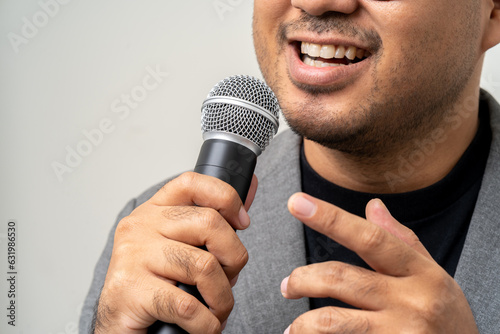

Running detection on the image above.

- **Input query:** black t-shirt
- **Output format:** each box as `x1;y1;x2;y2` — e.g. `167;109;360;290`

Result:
301;102;492;310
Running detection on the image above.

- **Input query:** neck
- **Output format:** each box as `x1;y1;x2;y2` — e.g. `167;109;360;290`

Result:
303;90;481;194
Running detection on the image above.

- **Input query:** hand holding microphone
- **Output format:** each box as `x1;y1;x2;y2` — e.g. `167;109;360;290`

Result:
93;76;279;334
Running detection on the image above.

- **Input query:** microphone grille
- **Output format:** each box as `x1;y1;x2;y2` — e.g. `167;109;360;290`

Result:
201;75;280;152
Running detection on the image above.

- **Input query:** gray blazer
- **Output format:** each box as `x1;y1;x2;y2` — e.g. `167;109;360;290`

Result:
80;91;500;333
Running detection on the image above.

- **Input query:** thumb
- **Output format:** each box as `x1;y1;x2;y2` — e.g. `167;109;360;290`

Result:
365;199;432;259
244;174;258;211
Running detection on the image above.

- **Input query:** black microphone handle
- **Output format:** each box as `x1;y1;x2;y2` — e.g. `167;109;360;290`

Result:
148;138;257;333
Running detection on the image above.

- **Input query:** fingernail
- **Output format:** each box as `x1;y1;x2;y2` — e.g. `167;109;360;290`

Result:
280;276;289;297
221;320;227;331
239;206;250;228
284;325;291;334
230;274;239;288
291;195;316;217
373;198;391;216
373;198;386;209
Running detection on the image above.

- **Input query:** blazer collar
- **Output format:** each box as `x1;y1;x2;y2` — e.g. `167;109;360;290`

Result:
454;90;500;332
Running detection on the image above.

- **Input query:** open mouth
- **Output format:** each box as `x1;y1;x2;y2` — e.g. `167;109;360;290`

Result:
298;41;371;68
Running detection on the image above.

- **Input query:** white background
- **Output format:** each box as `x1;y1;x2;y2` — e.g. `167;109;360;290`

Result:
0;1;499;333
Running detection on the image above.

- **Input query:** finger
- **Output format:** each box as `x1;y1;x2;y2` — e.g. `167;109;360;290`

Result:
147;172;250;230
155;206;249;280
288;193;428;276
281;262;388;310
285;307;377;334
365;199;432;259
112;221;236;322
99;273;223;334
244;174;258;211
147;239;234;322
116;236;234;323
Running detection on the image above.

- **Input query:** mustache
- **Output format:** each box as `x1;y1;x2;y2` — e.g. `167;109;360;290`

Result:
278;12;382;51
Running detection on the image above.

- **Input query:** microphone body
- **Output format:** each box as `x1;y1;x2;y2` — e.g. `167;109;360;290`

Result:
195;137;257;203
148;75;279;333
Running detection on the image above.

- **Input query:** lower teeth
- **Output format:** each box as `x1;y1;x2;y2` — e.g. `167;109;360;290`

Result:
302;55;347;67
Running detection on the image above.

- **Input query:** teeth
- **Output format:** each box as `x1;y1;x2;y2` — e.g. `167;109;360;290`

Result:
334;45;346;59
345;46;356;60
308;43;321;57
356;48;364;59
320;45;335;59
301;42;308;54
302;55;346;68
303;55;314;66
301;42;370;62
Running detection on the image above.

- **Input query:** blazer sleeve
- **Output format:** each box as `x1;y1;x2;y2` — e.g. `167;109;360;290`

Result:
78;197;137;334
78;178;169;333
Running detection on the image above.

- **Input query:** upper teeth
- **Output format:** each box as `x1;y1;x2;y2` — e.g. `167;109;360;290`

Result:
301;42;370;60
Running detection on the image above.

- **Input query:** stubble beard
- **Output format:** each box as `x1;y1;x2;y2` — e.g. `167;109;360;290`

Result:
253;11;481;161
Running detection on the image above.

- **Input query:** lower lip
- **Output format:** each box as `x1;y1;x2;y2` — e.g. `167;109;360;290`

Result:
286;43;369;87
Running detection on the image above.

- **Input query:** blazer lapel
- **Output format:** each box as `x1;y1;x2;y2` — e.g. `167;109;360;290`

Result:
226;130;309;333
454;90;500;333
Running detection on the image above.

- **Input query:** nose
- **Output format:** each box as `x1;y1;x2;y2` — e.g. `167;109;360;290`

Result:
291;0;359;16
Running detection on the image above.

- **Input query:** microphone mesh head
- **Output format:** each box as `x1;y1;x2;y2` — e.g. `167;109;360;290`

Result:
201;75;280;151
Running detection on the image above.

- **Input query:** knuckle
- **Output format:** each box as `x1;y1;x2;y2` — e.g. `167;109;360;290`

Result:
202;208;224;230
406;230;421;247
218;186;238;207
323;263;348;286
317;309;335;331
112;239;137;258
355;272;387;300
288;267;306;290
414;300;442;324
195;252;220;278
177;171;198;188
360;225;385;251
323;209;341;232
234;247;249;269
324;308;370;333
412;273;456;323
218;290;235;315
222;244;249;272
167;172;199;196
173;294;199;320
105;269;135;294
115;217;139;237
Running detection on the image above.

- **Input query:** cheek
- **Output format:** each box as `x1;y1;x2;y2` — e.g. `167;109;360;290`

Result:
370;6;461;86
253;1;292;79
373;2;469;59
254;0;290;23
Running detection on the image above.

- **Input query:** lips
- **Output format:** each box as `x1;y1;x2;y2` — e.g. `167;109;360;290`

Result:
286;39;372;87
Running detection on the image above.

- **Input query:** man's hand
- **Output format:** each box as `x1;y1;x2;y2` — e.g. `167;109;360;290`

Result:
281;193;478;334
94;172;258;334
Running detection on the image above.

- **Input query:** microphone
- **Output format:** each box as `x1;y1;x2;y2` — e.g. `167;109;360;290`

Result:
148;75;280;333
